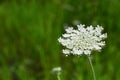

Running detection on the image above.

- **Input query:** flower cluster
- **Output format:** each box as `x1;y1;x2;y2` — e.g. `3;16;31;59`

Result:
58;24;107;55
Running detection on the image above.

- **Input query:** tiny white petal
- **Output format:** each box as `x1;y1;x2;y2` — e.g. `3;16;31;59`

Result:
86;25;94;31
72;48;83;55
65;27;73;33
62;34;71;37
63;49;70;54
77;24;86;32
93;45;102;50
99;33;107;39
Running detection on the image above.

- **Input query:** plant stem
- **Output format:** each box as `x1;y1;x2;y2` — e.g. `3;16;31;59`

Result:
57;73;61;80
87;55;96;80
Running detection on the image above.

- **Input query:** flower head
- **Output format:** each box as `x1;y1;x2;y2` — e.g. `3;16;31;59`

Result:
58;24;107;55
51;67;62;75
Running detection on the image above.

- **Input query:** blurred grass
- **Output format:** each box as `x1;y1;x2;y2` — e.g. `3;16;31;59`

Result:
0;0;120;80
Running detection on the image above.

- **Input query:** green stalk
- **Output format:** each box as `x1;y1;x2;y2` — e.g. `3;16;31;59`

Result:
57;73;61;80
87;55;96;80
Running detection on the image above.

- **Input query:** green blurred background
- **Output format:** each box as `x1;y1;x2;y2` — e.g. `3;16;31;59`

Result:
0;0;120;80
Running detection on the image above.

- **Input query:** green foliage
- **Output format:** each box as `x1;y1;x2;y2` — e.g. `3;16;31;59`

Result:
0;0;120;80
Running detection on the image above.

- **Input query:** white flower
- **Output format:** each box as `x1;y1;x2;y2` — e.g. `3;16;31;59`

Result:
58;24;107;55
51;67;62;75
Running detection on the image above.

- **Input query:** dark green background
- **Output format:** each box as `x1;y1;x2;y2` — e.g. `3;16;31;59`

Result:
0;0;120;80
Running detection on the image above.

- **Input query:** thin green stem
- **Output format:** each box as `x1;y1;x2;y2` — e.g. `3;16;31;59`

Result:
57;73;61;80
87;55;96;80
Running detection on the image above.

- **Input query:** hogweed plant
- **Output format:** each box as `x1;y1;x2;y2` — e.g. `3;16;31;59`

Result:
58;24;107;80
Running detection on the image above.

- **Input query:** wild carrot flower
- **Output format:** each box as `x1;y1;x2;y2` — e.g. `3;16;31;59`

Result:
51;67;61;74
58;24;107;55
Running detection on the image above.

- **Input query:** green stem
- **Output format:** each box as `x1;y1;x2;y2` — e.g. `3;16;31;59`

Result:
87;55;96;80
57;73;61;80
